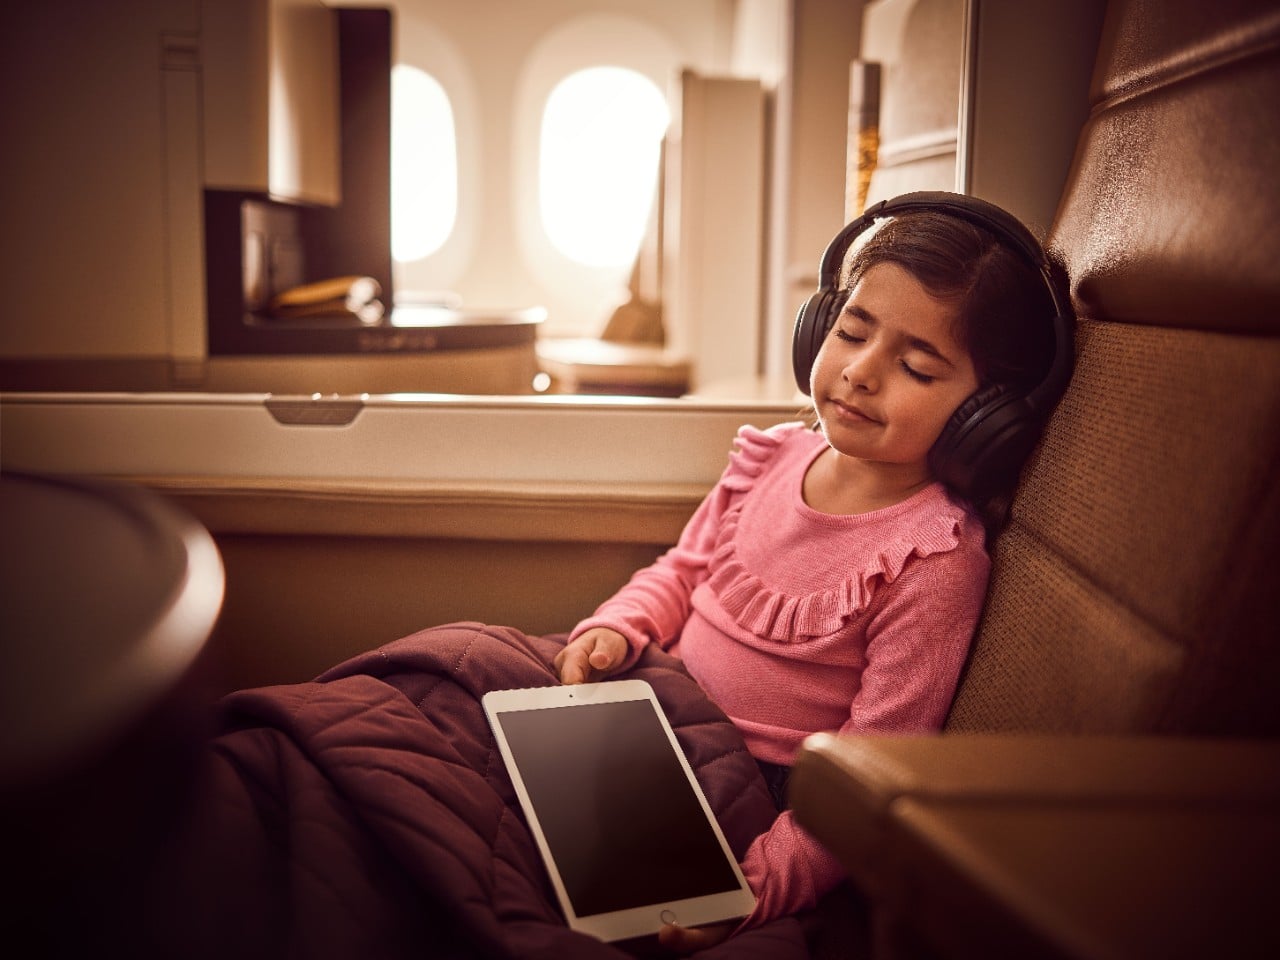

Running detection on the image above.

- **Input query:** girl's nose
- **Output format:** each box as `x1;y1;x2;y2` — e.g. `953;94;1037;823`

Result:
843;347;882;392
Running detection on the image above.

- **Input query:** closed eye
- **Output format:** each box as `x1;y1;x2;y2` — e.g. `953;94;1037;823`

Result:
901;361;935;384
834;328;864;344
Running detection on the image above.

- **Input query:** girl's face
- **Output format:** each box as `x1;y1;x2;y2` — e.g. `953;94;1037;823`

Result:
810;261;979;478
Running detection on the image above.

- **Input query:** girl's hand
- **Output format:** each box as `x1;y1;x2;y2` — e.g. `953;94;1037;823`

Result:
554;628;628;684
658;920;734;954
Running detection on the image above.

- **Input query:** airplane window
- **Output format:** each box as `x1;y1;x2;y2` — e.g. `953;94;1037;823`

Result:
539;66;670;268
391;64;458;262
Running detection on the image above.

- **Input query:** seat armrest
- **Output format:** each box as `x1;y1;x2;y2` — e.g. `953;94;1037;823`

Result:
790;733;1280;959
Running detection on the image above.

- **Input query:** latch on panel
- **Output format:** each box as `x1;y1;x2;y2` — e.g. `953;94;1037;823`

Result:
264;394;365;426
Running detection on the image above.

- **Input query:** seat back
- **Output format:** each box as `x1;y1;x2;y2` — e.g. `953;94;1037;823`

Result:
947;0;1280;735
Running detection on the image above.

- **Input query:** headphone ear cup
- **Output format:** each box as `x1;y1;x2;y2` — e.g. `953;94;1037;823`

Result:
792;286;843;395
930;384;1044;498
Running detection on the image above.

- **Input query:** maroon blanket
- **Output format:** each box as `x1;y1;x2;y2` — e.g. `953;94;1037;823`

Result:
142;623;808;959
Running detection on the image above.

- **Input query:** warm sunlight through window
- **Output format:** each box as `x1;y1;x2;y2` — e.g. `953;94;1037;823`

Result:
539;67;670;268
391;65;458;262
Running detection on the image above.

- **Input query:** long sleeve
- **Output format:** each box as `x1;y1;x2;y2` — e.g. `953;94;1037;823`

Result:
568;425;792;661
846;538;989;733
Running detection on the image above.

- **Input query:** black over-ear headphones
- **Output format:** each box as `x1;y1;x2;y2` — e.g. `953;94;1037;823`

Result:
792;191;1075;499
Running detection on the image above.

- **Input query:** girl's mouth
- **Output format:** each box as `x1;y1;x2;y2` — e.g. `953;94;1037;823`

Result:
830;397;881;425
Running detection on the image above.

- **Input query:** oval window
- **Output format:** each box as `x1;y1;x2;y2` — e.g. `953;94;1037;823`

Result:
539;66;670;268
391;64;458;262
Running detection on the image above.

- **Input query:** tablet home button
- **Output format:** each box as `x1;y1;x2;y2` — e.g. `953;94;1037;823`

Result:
660;910;677;925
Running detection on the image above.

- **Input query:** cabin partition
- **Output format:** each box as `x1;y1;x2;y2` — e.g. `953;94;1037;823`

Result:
0;392;799;696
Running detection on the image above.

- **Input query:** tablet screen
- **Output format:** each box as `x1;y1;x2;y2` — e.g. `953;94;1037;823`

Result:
494;698;743;917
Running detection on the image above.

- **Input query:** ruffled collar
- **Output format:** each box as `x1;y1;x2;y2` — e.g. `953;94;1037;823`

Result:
703;424;974;642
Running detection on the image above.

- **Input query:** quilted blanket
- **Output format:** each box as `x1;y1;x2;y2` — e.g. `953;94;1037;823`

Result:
141;623;808;959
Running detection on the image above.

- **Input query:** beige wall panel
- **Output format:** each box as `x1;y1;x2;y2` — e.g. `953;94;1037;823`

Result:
204;533;668;695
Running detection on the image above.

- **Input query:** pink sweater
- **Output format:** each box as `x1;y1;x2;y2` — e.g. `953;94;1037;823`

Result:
569;422;991;925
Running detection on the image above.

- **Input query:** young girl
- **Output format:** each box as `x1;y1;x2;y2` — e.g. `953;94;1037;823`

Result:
554;196;1064;951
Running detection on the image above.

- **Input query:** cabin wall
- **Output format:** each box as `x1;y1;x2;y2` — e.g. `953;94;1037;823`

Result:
1;0;199;361
162;468;700;696
960;0;1109;235
204;531;668;694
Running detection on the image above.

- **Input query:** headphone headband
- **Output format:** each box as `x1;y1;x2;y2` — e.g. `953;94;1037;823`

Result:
821;192;1049;282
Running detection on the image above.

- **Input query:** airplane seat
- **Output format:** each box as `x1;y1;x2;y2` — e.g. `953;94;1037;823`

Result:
791;0;1280;956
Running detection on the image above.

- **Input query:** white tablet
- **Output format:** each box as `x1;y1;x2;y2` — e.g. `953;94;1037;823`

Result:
482;679;756;942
